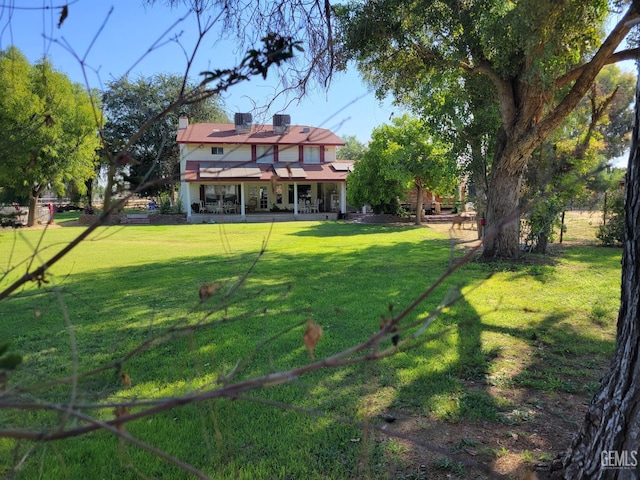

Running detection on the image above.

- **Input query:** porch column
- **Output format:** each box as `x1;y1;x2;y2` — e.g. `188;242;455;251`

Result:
340;183;347;214
240;182;246;216
184;183;192;220
294;183;299;214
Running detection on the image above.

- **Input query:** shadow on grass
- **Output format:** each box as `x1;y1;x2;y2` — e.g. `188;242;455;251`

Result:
0;232;619;479
289;221;420;237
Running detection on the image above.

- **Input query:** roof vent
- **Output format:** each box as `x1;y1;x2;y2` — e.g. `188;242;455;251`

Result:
273;114;291;134
234;113;253;134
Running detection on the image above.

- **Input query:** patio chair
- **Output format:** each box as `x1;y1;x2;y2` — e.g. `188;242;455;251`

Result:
424;201;435;215
224;201;237;214
309;198;319;213
247;197;257;212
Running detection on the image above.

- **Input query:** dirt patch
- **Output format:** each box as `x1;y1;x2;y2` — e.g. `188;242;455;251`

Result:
375;385;586;479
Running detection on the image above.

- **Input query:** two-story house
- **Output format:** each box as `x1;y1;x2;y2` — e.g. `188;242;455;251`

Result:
178;114;351;222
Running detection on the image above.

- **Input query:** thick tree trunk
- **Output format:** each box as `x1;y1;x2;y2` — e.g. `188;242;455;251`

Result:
482;160;524;260
557;65;640;480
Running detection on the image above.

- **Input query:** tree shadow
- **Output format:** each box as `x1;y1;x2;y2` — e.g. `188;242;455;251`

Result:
289;221;421;237
369;287;617;477
0;229;619;478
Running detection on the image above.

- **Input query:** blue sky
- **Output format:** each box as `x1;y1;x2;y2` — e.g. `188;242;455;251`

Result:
0;1;633;167
0;0;395;145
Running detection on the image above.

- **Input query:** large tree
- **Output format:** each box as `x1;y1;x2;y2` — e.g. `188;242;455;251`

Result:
0;47;101;226
335;0;640;259
101;74;228;203
347;114;457;223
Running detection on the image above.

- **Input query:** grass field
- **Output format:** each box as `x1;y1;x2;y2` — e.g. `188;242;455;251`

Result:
0;216;621;479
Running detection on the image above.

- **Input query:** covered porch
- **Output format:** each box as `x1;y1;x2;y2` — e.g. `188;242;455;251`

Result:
188;211;340;223
181;161;350;224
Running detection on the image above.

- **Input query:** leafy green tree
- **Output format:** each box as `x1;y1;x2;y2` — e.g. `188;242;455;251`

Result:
594;65;636;159
335;0;640;259
522;65;635;253
336;135;366;160
347;114;457;224
400;69;500;216
347;144;407;215
101;74;229;204
0;47;101;226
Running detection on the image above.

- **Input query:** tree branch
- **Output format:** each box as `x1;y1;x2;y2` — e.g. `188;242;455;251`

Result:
556;48;640;89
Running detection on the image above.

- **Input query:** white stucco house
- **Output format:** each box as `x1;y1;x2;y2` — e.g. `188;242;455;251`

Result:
177;114;352;223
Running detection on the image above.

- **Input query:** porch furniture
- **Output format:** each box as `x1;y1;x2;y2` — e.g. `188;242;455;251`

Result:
207;201;223;214
298;201;308;214
424;201;435;215
247;197;257;212
224;201;237;214
309;198;319;213
198;201;206;213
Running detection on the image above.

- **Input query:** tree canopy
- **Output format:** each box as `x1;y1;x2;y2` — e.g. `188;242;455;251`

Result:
336;0;640;259
347;114;457;222
101;74;229;200
520;64;635;252
336;134;366;160
0;47;101;225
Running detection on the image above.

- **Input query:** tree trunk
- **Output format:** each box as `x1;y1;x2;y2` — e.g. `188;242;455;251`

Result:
534;232;549;255
557;65;640;480
102;162;117;214
482;159;524;260
85;177;94;208
26;188;43;227
415;183;423;226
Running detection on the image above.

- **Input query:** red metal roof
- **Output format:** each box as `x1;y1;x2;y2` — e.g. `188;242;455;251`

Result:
177;123;345;146
184;161;354;183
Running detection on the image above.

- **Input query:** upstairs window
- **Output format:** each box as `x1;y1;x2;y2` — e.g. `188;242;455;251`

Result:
303;146;320;164
211;147;224;155
256;145;275;163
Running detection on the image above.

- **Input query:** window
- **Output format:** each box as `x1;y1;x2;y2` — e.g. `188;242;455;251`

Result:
211;147;224;155
256;145;275;163
303;146;320;164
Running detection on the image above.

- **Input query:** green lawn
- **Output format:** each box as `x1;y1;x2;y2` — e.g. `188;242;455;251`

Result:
0;221;621;479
